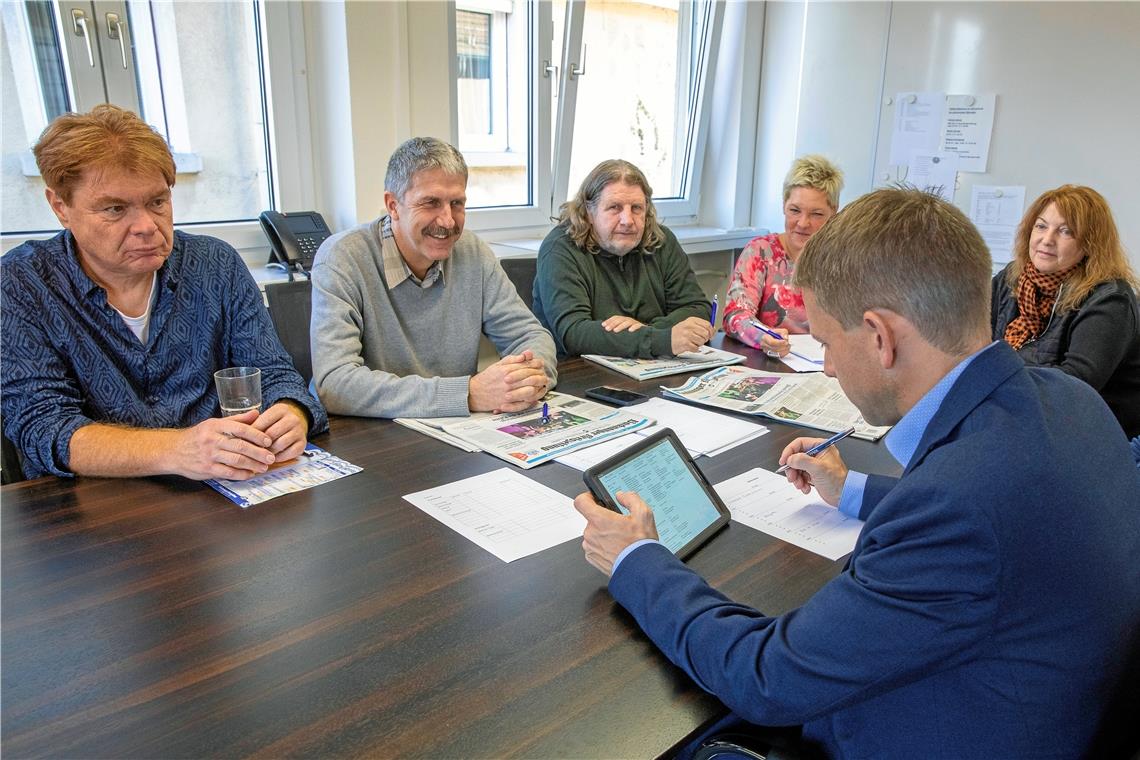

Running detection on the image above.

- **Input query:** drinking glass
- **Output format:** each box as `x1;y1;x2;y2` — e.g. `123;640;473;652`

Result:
213;367;262;416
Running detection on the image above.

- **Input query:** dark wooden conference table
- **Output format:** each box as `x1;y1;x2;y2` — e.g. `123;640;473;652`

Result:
1;337;901;759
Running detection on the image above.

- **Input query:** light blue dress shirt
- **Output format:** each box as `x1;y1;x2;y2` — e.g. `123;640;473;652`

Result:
836;342;996;517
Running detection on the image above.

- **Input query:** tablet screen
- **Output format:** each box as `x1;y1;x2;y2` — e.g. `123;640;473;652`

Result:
586;429;729;558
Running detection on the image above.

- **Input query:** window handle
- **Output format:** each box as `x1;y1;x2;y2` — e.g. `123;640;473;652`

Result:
542;60;558;79
70;8;95;67
570;44;588;79
105;12;128;69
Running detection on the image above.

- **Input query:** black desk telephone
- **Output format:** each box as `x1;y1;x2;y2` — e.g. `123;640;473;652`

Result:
259;210;332;278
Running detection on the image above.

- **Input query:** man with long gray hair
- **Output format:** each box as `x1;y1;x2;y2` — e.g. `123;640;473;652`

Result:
310;137;556;418
532;159;714;358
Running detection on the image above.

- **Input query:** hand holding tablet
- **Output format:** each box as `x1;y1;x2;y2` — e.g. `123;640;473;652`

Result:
581;429;731;562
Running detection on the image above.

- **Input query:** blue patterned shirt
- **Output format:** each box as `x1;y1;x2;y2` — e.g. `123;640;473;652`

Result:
1;229;328;478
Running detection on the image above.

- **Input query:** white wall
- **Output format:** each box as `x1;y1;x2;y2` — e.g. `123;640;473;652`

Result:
753;1;1140;272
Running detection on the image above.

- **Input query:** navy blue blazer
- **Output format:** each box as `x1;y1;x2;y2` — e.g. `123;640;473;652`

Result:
610;343;1140;757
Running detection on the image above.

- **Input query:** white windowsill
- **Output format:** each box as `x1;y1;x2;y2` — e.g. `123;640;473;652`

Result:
489;224;766;258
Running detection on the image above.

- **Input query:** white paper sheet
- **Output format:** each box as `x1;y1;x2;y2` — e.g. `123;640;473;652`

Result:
777;334;825;372
939;94;996;173
970;185;1026;264
714;468;864;561
206;444;362;508
555;398;770;470
907;151;959;202
889;91;946;165
402;468;585;562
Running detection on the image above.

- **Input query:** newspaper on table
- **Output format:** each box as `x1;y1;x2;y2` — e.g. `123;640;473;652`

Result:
583;344;745;380
662;365;890;441
205;444;362;508
396;391;654;468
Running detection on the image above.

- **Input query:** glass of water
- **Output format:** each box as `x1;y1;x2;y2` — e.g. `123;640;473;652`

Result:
213;367;262;416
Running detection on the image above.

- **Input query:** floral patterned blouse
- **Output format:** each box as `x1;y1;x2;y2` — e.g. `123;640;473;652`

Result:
722;233;810;349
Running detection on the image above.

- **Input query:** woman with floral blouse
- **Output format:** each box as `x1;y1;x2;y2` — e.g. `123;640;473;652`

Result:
723;155;843;356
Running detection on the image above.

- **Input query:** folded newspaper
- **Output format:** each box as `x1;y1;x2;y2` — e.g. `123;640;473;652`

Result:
582;345;745;380
662;365;891;441
395;392;655;468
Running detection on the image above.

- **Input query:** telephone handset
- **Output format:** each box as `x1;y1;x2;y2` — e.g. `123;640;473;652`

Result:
259;210;332;277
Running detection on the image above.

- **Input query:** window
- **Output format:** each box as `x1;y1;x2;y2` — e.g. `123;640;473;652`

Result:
456;0;535;210
453;0;722;226
1;0;275;235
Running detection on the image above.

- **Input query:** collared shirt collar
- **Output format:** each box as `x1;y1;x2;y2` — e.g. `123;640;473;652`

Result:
59;229;180;301
379;215;444;290
884;341;1000;467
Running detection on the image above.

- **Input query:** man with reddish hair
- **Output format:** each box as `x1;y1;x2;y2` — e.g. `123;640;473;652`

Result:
1;105;327;480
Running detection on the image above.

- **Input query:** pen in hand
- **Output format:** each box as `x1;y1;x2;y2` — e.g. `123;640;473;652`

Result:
710;294;718;327
776;426;856;474
748;318;787;342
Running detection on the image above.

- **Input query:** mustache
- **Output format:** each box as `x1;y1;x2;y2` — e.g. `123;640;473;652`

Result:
423;224;458;237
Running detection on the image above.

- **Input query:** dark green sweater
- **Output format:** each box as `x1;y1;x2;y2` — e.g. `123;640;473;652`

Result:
532;224;711;358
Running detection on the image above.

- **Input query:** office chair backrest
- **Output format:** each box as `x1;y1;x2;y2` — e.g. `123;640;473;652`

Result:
499;256;538;314
264;280;314;383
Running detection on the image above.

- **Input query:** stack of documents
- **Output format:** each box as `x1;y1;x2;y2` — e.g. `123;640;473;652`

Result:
396;391;654;469
662;365;891;441
583;345;745;380
555;397;769;470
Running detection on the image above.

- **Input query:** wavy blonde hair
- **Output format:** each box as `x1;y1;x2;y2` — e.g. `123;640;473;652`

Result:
556;159;665;254
33;104;175;203
783;154;844;210
1005;185;1138;312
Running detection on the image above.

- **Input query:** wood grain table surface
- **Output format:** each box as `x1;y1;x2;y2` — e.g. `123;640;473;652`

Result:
1;337;901;758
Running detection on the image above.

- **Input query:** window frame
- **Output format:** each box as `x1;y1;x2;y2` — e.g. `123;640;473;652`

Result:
463;0;726;233
460;0;554;233
1;0;312;258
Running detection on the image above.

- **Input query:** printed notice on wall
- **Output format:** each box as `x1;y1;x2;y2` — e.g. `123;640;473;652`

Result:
889;91;946;166
970;185;1025;265
907;151;959;202
939;94;996;173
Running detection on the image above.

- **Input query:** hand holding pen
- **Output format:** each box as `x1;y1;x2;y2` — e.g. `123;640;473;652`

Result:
748;319;791;357
776;427;855;506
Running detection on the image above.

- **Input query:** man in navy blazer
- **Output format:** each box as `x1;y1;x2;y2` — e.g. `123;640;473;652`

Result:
574;188;1140;757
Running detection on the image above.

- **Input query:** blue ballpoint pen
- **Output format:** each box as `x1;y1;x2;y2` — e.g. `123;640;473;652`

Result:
748;318;787;342
776;425;856;474
710;294;718;327
541;402;550;423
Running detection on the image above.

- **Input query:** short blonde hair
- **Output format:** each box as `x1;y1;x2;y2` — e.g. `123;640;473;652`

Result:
783;155;844;211
556;159;665;254
1006;185;1138;312
795;188;991;355
33;104;175;203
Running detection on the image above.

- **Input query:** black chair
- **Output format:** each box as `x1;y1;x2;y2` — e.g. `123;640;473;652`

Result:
2;429;26;485
499;256;538;314
264;280;314;382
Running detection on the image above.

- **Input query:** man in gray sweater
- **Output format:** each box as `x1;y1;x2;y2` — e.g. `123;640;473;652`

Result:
310;137;557;419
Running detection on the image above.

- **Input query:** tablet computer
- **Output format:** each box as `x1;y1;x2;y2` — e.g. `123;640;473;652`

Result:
583;428;730;560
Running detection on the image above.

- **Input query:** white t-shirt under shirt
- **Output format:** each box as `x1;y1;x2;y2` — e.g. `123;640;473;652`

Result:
112;273;158;344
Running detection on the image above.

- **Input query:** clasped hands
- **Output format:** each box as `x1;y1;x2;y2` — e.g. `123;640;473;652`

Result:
601;314;715;355
574;436;849;576
468;349;549;414
175;400;310;481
